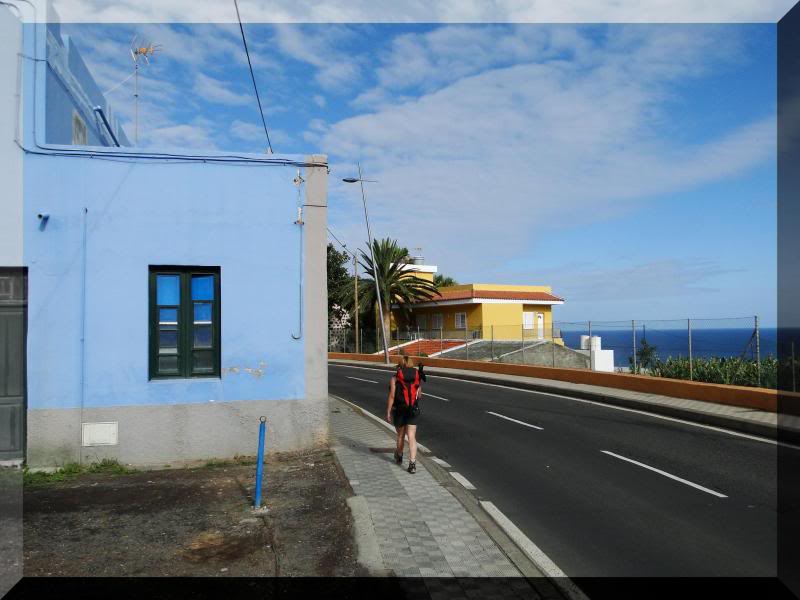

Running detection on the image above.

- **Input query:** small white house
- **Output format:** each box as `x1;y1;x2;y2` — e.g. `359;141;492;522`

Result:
576;336;615;372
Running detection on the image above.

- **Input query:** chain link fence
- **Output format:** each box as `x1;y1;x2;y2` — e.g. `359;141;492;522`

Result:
329;315;787;390
555;316;777;388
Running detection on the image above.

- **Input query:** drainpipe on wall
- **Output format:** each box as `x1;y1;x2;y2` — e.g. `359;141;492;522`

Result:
79;207;88;463
92;106;120;147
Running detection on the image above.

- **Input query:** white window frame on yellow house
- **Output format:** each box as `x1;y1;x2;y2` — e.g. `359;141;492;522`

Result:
454;312;467;329
523;311;535;330
431;313;443;330
416;314;427;330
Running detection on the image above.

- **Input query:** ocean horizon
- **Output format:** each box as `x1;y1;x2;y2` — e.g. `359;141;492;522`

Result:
559;327;780;368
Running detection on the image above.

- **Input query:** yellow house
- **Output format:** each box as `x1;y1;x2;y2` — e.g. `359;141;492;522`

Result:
392;276;565;344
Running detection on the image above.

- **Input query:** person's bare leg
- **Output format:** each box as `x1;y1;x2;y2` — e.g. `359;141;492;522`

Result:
396;425;406;457
406;425;418;463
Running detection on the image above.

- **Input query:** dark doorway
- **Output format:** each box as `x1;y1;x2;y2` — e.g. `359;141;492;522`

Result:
0;268;26;462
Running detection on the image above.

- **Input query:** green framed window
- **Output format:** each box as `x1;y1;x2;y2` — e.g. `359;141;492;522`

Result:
149;266;221;379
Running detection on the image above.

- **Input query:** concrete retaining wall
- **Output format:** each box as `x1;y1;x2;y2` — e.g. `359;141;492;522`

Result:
329;352;779;413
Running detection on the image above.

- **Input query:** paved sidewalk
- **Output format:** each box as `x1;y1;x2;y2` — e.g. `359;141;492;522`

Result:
330;359;800;443
331;397;554;599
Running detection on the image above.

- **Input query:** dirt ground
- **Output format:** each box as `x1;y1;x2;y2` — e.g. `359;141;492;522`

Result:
0;468;23;595
22;448;367;577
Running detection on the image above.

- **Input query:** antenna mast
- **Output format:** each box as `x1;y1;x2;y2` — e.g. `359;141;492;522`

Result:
130;38;160;146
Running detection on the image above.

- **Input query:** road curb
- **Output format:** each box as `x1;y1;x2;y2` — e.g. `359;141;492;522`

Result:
330;394;575;599
345;496;392;576
479;501;591;600
329;360;790;445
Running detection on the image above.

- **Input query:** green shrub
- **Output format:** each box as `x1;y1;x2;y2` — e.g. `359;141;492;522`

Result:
86;458;137;475
23;458;137;486
650;356;778;389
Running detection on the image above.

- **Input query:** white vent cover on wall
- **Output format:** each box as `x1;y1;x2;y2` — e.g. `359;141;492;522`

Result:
81;422;118;446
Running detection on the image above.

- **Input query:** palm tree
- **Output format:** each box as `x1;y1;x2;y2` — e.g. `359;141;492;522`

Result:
356;238;439;344
433;273;457;288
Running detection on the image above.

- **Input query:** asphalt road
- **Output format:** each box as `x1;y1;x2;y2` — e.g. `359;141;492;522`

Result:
329;362;786;578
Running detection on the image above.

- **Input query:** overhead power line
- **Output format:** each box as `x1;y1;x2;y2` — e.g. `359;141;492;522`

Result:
327;227;355;257
233;0;273;154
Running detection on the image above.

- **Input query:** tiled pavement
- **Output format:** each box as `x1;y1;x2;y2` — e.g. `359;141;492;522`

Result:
331;397;548;599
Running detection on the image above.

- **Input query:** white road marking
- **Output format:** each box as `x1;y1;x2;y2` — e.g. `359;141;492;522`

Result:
480;501;589;600
346;376;379;384
450;471;476;490
430;457;452;468
329;394;431;453
423;392;450;402
487;411;543;430
329;363;797;449
601;450;728;498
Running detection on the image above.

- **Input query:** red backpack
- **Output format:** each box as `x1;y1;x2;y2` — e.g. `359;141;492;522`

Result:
395;367;421;415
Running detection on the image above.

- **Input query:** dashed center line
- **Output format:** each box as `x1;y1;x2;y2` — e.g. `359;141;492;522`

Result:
486;411;543;430
423;392;451;402
346;376;379;384
601;450;728;499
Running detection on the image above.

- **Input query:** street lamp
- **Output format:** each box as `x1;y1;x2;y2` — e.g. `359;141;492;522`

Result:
343;163;391;364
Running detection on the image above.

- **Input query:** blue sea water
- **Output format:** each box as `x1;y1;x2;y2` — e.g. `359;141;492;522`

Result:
560;327;780;368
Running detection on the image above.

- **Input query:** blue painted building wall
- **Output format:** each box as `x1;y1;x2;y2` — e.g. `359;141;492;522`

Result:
24;155;307;410
14;16;329;467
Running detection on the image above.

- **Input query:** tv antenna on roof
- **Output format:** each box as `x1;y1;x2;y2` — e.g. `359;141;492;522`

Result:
129;36;161;146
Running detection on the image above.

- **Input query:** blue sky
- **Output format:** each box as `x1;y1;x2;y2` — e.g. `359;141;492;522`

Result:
64;22;777;325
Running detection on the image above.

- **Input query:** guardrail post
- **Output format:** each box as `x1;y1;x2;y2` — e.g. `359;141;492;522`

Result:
632;320;637;374
521;325;525;363
552;323;556;367
254;416;267;509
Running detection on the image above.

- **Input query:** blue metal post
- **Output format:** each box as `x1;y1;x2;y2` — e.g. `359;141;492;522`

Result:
254;416;266;508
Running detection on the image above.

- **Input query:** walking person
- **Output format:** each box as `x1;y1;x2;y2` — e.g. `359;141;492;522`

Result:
386;354;425;474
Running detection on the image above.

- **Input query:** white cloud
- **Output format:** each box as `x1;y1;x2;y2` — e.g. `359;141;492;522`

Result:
313;94;326;108
230;120;292;147
529;259;740;303
322;25;775;277
61;23;268;150
272;25;361;90
48;0;795;23
230;119;263;140
193;72;250;106
145;123;218;149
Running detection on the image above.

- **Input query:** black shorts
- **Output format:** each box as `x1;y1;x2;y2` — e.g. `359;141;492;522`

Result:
393;408;419;427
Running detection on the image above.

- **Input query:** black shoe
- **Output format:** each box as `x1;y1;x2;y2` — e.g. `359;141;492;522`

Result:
407;460;416;474
394;451;402;464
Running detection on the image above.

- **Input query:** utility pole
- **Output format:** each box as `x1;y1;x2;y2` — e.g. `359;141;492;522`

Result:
353;253;359;354
343;164;390;364
632;320;637;374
